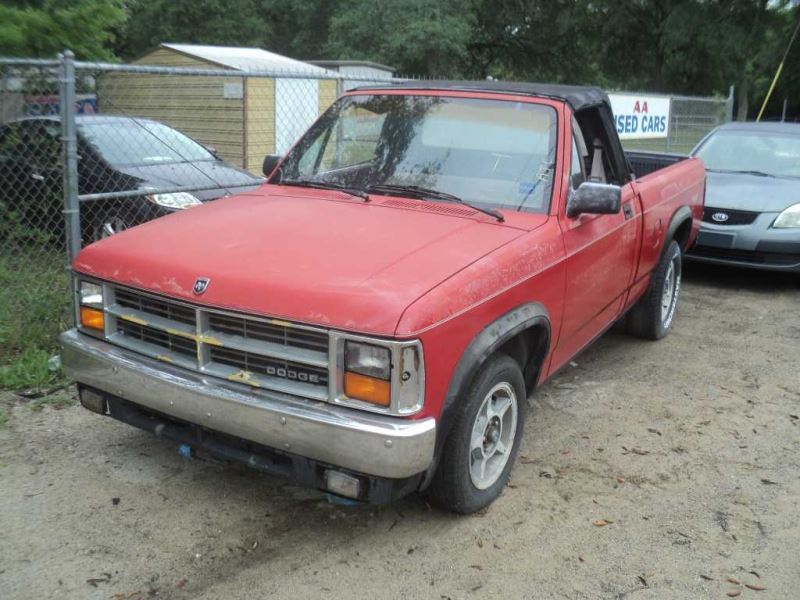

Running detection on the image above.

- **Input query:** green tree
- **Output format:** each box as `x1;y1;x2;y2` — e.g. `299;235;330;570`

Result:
116;0;267;59
467;0;601;83
0;0;126;61
324;0;476;76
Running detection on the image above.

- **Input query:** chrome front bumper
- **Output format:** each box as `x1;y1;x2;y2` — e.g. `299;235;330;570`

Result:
59;329;436;479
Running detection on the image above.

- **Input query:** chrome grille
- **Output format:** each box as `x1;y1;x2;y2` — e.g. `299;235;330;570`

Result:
117;320;196;359
207;313;329;353
106;285;330;401
115;287;196;325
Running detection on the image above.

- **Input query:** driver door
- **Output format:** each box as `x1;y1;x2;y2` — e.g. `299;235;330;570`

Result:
551;124;640;369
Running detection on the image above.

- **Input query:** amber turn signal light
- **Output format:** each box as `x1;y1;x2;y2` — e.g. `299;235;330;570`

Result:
344;371;391;407
80;306;104;331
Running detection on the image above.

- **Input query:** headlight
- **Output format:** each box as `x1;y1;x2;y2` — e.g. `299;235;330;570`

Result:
344;341;391;407
79;281;103;308
772;203;800;228
345;341;391;379
337;337;424;415
78;280;104;333
147;192;202;210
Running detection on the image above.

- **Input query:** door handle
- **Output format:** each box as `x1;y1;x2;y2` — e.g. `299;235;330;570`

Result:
622;202;634;220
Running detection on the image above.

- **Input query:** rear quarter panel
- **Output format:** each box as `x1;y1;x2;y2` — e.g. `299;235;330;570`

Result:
632;156;705;282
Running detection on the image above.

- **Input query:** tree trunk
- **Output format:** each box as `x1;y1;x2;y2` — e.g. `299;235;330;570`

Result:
737;76;749;121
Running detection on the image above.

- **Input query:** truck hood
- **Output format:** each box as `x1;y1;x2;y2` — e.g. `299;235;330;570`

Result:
74;187;529;335
705;170;800;213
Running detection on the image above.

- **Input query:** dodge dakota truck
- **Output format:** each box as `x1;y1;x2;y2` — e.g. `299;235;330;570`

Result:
60;81;704;513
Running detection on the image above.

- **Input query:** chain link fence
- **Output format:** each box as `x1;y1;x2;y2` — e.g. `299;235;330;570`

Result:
0;58;72;380
0;51;732;384
620;93;733;154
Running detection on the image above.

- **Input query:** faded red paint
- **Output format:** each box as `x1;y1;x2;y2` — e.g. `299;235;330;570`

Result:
73;89;705;424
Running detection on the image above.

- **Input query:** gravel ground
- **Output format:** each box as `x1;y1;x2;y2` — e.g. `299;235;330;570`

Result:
1;263;798;600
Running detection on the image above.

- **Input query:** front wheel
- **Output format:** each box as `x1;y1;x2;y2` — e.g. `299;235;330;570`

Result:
429;353;526;514
626;240;682;340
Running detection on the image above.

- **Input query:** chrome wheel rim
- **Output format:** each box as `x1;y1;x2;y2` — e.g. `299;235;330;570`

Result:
660;258;680;326
469;382;518;490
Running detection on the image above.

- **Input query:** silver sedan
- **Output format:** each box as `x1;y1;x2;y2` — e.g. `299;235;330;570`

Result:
686;121;800;273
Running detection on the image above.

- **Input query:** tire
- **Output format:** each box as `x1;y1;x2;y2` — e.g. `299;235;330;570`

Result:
429;353;526;514
626;239;682;340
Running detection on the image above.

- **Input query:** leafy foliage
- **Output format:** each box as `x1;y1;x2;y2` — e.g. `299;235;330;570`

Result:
1;2;799;121
0;0;126;61
116;0;268;59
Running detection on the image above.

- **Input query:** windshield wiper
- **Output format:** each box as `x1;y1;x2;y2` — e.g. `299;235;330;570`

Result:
366;183;504;222
281;178;369;201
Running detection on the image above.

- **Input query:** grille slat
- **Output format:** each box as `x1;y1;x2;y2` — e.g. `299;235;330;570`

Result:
208;313;329;352
115;288;196;325
108;286;330;399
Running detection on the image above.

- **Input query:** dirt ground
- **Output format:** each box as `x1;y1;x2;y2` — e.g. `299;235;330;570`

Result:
1;263;798;600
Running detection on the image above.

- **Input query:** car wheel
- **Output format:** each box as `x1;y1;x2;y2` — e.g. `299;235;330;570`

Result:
626;239;682;340
429;353;526;514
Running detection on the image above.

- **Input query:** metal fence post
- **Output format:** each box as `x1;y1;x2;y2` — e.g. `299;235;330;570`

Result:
60;51;80;262
666;97;673;152
726;85;735;122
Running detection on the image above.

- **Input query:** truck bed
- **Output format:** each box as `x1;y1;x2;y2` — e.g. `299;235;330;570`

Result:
626;150;688;179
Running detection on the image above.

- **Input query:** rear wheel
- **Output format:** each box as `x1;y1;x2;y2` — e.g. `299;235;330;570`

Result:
429;353;526;514
627;240;682;340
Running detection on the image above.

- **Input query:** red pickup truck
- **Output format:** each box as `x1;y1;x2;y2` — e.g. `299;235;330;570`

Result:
61;82;704;513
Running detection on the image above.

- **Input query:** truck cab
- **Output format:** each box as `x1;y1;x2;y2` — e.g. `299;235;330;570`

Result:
61;82;704;513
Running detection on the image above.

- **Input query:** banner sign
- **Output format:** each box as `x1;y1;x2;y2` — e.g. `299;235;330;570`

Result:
608;93;670;139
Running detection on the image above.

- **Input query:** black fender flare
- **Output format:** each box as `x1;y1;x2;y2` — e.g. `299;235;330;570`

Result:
419;302;550;489
664;205;693;253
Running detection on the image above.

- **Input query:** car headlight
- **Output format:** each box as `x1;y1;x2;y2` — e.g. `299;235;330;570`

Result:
344;341;391;406
147;192;202;210
337;337;424;415
772;203;800;228
78;280;104;334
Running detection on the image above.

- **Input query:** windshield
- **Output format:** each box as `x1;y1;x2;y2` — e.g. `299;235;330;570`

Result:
278;94;558;213
694;129;800;178
79;119;214;167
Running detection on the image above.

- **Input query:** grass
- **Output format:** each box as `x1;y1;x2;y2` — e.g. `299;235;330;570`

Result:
28;392;75;412
0;407;8;427
0;251;71;393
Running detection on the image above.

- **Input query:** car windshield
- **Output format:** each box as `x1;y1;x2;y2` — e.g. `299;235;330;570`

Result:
694;129;800;178
278;94;558;213
79;119;214;166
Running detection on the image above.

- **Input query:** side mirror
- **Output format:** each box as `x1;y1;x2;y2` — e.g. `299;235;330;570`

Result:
567;181;622;218
262;154;282;178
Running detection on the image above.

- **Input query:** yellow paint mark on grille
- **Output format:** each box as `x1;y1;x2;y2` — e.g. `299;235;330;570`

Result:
228;370;260;387
167;328;197;340
120;313;148;326
269;319;293;328
199;335;223;346
156;355;174;364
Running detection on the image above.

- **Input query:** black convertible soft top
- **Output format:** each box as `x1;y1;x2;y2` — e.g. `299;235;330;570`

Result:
352;80;610;112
